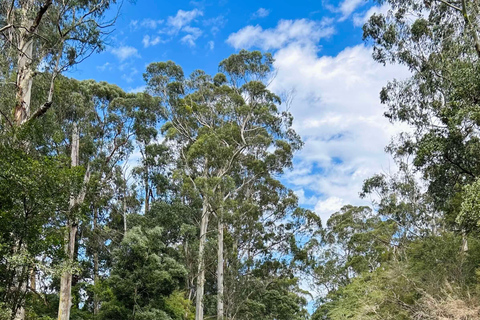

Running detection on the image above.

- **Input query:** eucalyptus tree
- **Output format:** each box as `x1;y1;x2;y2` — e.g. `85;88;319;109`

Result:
363;0;480;230
0;140;73;319
0;0;118;126
144;50;304;320
35;77;158;320
221;177;319;320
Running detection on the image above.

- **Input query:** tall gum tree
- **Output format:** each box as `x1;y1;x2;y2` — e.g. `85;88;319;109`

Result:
0;0;118;127
363;0;480;230
49;79;150;320
144;50;304;320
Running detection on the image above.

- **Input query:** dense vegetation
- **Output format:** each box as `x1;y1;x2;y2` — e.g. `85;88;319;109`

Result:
1;0;480;319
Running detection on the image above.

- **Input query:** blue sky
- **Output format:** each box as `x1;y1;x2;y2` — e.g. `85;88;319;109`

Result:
69;0;409;224
70;0;374;90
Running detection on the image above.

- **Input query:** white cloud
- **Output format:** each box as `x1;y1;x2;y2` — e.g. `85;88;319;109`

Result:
315;197;345;224
266;43;410;222
96;62;111;72
226;19;335;50
203;15;227;35
353;3;390;26
130;20;138;29
122;67;138;83
252;8;270;19
338;0;366;21
128;85;146;93
142;35;162;48
181;34;198;47
141;18;164;29
183;26;202;37
180;26;203;46
111;46;140;61
167;9;203;32
207;40;215;50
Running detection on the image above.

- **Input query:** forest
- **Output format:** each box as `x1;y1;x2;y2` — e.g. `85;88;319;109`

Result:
1;0;480;319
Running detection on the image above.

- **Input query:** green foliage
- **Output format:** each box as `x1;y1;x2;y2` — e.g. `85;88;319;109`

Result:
99;225;187;320
363;0;480;225
310;2;480;317
314;234;480;320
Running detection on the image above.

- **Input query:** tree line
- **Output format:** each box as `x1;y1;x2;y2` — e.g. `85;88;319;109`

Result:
2;0;480;320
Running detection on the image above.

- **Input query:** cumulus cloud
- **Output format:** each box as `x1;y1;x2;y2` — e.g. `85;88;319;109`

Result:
111;46;140;61
130;18;164;30
338;0;366;21
180;26;203;46
353;3;390;26
141;18;164;29
315;197;345;223
268;43;410;222
207;40;215;50
252;8;270;19
142;35;162;48
167;9;203;32
96;62;111;72
226;18;335;50
128;85;146;93
159;9;205;46
227;19;410;222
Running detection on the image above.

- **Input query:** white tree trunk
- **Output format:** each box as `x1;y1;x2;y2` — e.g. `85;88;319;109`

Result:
217;217;224;320
14;5;35;126
195;199;209;320
93;208;99;316
57;221;77;320
13;262;26;320
58;123;90;320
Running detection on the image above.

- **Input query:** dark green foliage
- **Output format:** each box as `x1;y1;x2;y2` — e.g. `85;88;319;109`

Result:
99;225;187;320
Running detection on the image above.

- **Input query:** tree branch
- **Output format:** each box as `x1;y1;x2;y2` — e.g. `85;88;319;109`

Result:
0;108;13;128
31;0;53;32
434;0;462;12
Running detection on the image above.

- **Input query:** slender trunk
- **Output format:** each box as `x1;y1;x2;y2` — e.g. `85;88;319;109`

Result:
144;165;149;213
58;123;89;320
217;217;224;320
29;266;36;291
93;208;99;317
462;232;468;252
123;181;128;237
12;263;27;320
14;7;34;126
195;199;209;320
58;222;77;320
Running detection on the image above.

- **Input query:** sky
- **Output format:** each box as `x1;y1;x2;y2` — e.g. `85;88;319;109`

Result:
69;0;410;225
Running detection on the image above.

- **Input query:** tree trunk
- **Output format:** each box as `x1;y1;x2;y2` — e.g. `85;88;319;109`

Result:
14;38;34;125
12;263;27;320
123;180;128;237
93;208;99;317
13;4;35;126
217;217;224;320
29;266;36;291
57;221;77;320
58;123;90;320
195;199;209;320
144;165;149;213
